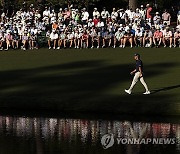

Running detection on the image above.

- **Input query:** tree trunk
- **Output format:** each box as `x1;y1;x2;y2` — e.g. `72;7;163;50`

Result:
129;0;137;11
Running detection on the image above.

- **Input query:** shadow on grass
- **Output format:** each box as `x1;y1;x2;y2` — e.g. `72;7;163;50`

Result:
0;60;179;115
151;85;180;94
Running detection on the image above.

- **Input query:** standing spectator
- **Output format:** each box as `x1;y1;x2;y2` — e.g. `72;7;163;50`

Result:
146;4;152;22
119;9;127;25
153;27;163;47
50;9;57;24
93;16;100;27
58;8;63;23
133;8;142;24
93;8;100;19
162;10;171;26
81;8;89;25
128;9;135;23
101;7;110;23
63;8;71;26
153;12;161;28
177;11;180;25
139;5;146;20
163;27;173;48
111;8;118;22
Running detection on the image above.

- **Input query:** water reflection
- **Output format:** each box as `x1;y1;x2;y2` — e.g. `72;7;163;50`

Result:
0;115;179;154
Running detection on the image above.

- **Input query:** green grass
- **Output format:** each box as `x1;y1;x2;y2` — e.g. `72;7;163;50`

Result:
0;47;179;116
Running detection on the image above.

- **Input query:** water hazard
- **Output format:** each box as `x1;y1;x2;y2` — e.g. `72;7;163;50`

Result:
0;115;179;154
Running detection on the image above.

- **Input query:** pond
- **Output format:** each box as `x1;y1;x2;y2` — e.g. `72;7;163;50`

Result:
0;115;179;154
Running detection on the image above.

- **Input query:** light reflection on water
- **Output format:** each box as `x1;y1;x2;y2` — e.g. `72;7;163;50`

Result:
0;116;179;154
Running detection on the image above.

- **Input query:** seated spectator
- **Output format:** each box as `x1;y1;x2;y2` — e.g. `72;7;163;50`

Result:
134;27;143;47
12;31;19;49
29;33;37;50
81;30;89;48
173;28;180;48
114;28;124;48
57;30;67;49
143;29;153;47
0;32;5;50
163;27;173;48
123;29;133;48
67;31;74;48
5;31;13;50
74;29;80;49
21;31;29;51
153;27;163;48
90;27;100;48
49;29;58;49
102;28;111;48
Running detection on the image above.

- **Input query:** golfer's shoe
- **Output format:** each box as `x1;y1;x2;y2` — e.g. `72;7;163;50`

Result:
143;91;150;95
125;89;131;95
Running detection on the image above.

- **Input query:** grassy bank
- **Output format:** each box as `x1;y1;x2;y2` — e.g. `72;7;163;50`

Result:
0;47;179;116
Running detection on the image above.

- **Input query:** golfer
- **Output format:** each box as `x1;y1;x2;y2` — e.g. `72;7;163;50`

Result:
125;53;150;95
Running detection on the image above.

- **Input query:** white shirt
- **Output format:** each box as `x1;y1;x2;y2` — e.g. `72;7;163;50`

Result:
135;30;142;37
111;11;118;20
50;32;58;40
93;11;100;18
163;30;172;37
43;10;50;17
101;10;110;18
82;11;89;21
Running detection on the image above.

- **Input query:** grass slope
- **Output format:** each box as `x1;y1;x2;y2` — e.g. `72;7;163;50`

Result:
0;47;179;116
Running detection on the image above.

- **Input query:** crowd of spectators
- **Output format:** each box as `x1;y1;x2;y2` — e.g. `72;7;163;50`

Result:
0;4;180;51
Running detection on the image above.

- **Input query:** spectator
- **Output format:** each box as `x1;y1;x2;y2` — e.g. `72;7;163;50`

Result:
162;9;171;26
93;8;100;19
134;27;143;47
49;29;58;49
143;29;153;47
146;4;152;22
123;29;133;48
153;12;161;28
114;27;124;48
153;27;163;48
163;27;173;48
173;28;180;47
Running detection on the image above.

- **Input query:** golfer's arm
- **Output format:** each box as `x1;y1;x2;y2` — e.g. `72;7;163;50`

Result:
131;69;136;74
139;67;142;76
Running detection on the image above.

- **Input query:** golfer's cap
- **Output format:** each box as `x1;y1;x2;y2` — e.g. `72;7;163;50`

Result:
134;53;140;57
141;5;143;7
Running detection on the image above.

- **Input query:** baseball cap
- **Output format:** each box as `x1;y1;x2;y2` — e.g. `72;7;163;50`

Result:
134;53;140;57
